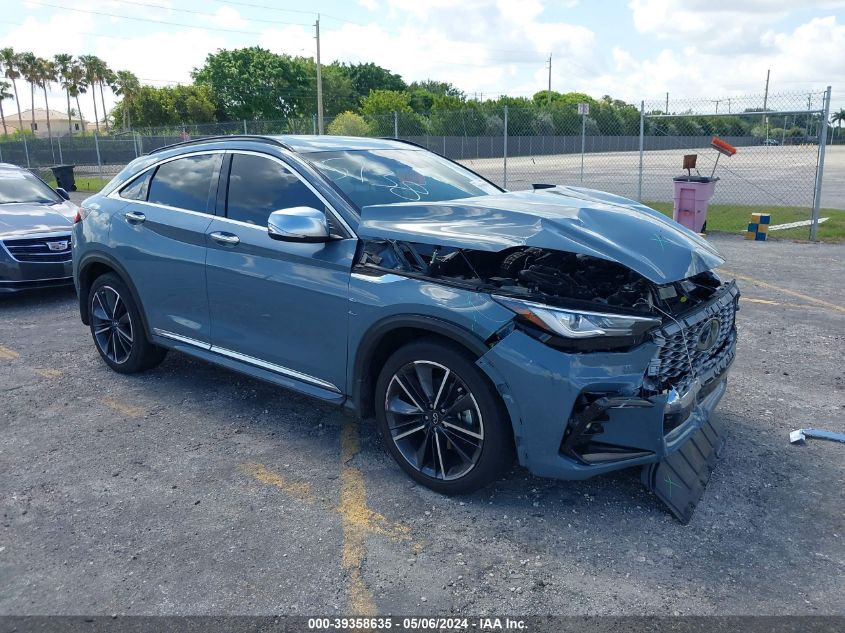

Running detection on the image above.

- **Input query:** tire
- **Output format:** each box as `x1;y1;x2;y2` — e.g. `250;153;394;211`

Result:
374;339;515;494
88;273;166;374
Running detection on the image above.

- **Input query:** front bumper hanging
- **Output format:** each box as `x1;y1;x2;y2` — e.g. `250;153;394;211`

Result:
641;415;726;524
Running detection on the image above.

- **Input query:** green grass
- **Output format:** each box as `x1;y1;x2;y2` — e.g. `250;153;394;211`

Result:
646;201;845;243
41;175;112;193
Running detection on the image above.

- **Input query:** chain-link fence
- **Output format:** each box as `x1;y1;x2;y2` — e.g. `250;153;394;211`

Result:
0;88;834;237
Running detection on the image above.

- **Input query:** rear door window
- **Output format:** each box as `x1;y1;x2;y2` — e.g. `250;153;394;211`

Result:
147;154;222;213
225;153;326;226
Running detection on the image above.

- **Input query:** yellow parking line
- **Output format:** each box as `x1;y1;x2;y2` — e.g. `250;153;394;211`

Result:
241;462;314;502
244;423;412;616
0;345;20;360
35;368;63;379
741;298;780;306
102;397;145;419
339;419;379;616
725;271;845;314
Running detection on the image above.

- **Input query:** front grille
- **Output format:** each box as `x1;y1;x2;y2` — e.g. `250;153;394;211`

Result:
2;235;72;262
647;281;739;396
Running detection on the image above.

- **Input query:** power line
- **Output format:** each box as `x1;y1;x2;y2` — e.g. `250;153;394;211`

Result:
3;4;546;70
24;0;307;35
105;0;314;27
210;0;363;26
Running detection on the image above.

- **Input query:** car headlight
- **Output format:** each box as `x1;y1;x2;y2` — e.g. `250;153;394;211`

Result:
493;295;661;349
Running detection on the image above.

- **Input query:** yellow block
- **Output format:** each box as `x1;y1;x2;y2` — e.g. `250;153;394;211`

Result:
751;213;763;223
758;224;768;233
745;231;756;240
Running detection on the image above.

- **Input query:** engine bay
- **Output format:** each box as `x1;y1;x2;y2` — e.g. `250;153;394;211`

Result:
358;241;724;318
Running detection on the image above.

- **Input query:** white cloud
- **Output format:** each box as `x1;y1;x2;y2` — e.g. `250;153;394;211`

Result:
571;13;845;110
628;0;845;53
210;6;247;29
258;0;598;104
2;0;842;124
0;13;227;122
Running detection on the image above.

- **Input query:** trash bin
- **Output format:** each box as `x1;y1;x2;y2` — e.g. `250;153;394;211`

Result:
672;175;718;233
50;164;77;192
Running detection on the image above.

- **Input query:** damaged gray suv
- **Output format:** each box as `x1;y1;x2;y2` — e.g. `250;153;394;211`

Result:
73;136;738;521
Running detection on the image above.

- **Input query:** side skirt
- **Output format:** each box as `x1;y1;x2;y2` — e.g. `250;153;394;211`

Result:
151;331;347;406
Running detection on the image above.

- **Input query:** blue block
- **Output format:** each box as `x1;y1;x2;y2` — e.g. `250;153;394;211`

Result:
747;223;758;232
755;232;767;241
759;215;771;225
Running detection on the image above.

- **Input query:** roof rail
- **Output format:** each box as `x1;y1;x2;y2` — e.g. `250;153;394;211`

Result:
379;137;431;151
148;134;292;154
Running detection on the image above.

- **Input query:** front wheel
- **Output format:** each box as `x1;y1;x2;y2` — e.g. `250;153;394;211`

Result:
88;273;166;374
374;339;515;494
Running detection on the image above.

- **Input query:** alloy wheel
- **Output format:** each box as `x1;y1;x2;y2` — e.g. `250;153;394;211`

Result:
91;285;134;364
384;360;484;481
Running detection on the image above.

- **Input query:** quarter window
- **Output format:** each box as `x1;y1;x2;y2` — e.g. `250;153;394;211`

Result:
119;171;152;201
147;154;222;213
226;154;326;226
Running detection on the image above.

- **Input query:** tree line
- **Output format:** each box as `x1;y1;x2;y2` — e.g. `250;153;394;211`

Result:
1;45;842;141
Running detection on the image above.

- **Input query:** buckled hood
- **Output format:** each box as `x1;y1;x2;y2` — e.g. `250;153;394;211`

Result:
358;185;724;284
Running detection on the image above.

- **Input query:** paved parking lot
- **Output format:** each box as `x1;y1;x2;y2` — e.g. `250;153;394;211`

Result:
461;145;845;210
1;235;843;616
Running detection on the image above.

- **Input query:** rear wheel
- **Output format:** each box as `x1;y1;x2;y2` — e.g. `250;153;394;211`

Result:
374;339;514;494
88;273;166;374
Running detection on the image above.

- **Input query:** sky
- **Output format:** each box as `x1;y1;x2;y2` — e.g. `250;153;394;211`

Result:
1;0;843;123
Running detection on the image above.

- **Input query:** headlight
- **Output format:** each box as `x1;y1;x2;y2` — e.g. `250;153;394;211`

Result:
493;295;661;348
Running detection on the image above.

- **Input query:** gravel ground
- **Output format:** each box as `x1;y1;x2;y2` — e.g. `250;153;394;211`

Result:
1;234;843;616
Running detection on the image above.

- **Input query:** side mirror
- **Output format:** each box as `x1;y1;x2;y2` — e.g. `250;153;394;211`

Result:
267;207;333;243
56;187;70;200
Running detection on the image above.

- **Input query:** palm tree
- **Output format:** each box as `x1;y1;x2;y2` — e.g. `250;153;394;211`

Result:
0;48;25;136
70;63;87;132
17;51;37;132
35;57;57;145
54;53;75;136
112;70;140;130
97;60;113;132
832;109;845;143
79;55;101;132
0;80;11;136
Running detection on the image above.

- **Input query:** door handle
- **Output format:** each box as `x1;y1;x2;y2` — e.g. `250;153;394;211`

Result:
209;231;240;246
124;211;146;224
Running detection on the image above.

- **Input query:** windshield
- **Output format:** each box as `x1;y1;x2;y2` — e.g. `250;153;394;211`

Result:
306;148;501;211
0;169;62;205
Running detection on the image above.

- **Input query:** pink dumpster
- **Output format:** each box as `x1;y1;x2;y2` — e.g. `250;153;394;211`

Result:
672;176;718;233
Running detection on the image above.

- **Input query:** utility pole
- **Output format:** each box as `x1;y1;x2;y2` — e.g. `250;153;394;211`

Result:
763;69;770;111
315;14;324;135
665;92;668;114
547;54;552;106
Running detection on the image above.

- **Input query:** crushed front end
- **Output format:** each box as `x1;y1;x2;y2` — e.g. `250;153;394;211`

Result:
355;188;740;520
471;256;739;522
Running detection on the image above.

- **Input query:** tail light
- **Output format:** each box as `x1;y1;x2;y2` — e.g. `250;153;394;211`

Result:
74;206;91;224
